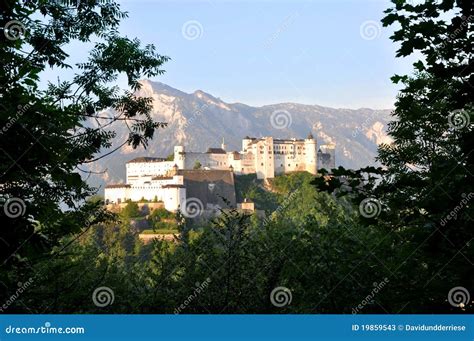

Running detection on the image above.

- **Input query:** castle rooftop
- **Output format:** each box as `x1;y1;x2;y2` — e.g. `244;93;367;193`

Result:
206;148;226;154
127;157;167;163
105;184;131;189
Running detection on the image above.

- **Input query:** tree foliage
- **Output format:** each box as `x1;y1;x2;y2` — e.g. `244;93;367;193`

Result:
0;0;168;295
1;0;472;314
313;0;473;312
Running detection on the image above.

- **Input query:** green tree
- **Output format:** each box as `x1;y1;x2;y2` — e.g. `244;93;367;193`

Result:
121;202;141;219
314;0;473;312
0;0;168;285
193;160;202;169
149;207;174;222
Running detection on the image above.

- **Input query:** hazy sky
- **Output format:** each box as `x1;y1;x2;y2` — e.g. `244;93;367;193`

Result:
45;0;418;109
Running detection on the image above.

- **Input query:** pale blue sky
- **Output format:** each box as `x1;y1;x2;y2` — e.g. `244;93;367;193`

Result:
45;0;417;109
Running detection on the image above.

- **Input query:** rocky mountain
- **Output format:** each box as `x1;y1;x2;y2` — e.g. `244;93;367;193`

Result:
87;80;393;189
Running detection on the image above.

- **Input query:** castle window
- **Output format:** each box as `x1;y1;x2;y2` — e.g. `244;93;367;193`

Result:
261;163;264;166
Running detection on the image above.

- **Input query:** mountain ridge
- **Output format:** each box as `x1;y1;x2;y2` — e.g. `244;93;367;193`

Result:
88;80;393;190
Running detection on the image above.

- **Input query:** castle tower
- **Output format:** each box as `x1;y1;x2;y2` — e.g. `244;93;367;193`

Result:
242;136;253;152
174;146;185;169
221;137;227;151
254;137;275;179
304;132;317;175
172;163;179;175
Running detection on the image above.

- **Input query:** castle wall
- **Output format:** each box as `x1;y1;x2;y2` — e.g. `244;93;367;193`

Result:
105;176;186;212
304;139;317;175
174;146;185;169
106;135;334;214
252;137;275;179
273;140;306;174
238;152;256;174
126;135;325;181
162;187;186;212
126;161;175;184
183;152;228;170
104;186;129;204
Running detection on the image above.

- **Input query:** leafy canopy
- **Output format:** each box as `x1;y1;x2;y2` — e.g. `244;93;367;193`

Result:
0;0;169;267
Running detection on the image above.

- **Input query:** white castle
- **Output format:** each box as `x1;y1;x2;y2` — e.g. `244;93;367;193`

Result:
105;135;335;212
